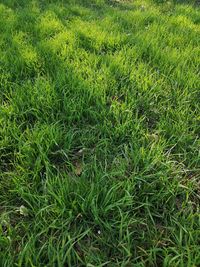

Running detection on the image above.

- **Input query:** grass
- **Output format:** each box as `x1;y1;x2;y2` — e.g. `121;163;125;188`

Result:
0;0;200;266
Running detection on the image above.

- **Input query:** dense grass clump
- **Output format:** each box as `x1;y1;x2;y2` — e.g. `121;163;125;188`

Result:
0;0;200;266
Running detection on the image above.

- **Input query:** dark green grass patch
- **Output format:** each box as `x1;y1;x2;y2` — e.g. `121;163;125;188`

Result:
0;0;200;266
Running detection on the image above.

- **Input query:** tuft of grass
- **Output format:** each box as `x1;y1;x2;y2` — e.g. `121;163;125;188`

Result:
0;0;200;266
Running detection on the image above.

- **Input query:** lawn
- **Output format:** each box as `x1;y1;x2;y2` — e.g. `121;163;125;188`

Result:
0;0;200;266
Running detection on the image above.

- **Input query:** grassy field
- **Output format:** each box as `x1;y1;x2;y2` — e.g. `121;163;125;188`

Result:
0;0;200;266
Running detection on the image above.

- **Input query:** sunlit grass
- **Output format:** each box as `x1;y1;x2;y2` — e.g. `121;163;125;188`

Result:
0;0;200;266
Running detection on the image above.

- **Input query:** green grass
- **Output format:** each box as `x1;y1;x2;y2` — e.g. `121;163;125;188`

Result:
0;0;200;266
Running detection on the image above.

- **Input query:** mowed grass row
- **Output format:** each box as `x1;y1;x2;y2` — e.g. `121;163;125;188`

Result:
0;0;200;266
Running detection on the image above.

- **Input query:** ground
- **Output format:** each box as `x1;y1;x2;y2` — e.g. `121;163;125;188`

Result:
0;0;200;266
